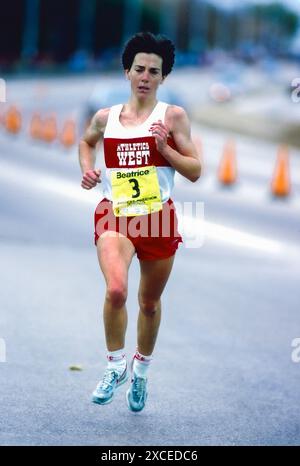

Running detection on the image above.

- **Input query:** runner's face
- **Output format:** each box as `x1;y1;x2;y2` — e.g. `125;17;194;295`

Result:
126;53;164;99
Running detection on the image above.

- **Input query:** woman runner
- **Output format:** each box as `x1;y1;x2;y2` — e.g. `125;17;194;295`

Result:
79;32;201;412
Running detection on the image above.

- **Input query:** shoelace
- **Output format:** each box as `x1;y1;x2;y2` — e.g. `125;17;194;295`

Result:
132;376;146;401
98;369;118;391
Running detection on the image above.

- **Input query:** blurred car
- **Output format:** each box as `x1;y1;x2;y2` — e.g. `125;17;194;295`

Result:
209;61;246;102
81;81;185;132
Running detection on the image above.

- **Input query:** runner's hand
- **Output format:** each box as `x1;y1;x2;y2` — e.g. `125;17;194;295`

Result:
81;169;101;190
149;120;169;154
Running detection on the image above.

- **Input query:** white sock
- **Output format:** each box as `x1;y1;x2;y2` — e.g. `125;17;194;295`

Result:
107;348;127;375
133;350;152;378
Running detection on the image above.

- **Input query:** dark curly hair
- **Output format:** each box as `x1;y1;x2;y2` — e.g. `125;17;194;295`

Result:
121;32;175;77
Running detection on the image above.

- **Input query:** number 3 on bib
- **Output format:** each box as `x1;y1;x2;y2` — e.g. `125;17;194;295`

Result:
129;178;140;198
111;166;162;216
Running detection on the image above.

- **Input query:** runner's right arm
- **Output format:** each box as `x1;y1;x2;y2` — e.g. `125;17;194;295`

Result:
78;108;109;190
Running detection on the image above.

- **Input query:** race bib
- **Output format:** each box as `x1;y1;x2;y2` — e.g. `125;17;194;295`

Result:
111;166;162;216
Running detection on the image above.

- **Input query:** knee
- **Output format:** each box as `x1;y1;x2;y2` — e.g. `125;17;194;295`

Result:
106;285;127;308
139;297;159;317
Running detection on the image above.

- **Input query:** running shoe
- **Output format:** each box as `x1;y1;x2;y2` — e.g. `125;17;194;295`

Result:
126;371;148;412
92;365;128;405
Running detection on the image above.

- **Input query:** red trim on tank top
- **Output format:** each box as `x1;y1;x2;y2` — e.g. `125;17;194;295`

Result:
103;136;177;168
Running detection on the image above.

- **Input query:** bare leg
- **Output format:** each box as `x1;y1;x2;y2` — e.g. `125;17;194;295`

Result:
137;255;175;356
97;232;136;351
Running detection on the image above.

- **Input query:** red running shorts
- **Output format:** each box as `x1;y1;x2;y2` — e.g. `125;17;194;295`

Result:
94;198;183;261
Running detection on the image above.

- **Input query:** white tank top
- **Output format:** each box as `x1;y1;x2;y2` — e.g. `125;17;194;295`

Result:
102;101;176;203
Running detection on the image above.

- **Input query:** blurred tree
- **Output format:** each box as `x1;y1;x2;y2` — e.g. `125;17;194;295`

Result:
188;0;202;54
95;0;124;56
177;0;189;51
122;0;142;45
0;0;25;64
250;2;298;54
214;8;231;50
206;3;217;49
78;0;96;52
228;9;240;51
198;0;209;53
39;0;79;62
1;0;299;69
21;0;40;62
141;0;160;35
159;0;179;46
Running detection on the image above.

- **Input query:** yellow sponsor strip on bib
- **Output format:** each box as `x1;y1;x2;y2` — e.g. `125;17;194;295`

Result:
111;166;162;217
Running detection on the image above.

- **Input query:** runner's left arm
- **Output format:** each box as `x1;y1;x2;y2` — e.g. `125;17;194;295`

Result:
150;106;201;182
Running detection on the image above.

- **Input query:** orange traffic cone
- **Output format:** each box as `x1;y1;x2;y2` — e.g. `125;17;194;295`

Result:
5;106;22;134
271;145;291;197
30;113;43;139
60;119;76;147
41;115;57;143
218;139;237;185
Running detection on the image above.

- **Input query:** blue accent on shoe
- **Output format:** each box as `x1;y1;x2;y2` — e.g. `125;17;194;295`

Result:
126;372;148;412
92;366;128;405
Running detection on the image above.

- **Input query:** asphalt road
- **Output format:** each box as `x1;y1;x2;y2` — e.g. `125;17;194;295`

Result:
0;76;300;446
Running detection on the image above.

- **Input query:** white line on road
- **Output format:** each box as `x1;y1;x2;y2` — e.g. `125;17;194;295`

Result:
203;220;282;254
0;160;297;257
